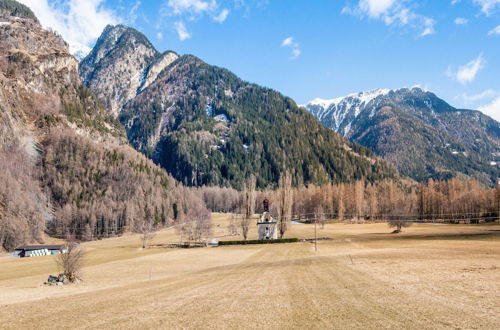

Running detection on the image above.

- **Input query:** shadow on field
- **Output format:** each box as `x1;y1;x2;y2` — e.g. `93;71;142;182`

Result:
345;230;500;242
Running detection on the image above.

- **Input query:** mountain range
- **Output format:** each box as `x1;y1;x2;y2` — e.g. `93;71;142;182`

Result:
1;0;499;250
303;88;500;185
79;24;396;189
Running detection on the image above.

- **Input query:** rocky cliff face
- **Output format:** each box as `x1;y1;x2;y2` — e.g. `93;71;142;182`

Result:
79;25;179;117
0;11;122;145
304;88;500;185
0;4;178;250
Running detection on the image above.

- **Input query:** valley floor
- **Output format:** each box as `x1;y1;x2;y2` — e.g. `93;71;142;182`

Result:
0;215;499;329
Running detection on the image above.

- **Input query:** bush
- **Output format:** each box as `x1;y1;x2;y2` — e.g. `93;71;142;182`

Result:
218;238;299;246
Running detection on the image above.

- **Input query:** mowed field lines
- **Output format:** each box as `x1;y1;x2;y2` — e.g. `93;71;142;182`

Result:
0;215;499;329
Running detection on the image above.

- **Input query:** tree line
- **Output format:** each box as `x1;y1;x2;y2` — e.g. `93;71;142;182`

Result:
195;177;499;237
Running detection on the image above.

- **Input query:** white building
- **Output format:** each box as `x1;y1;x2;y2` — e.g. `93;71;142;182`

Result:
257;212;278;240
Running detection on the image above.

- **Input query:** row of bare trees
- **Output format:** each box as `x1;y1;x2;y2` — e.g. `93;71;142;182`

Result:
195;176;499;237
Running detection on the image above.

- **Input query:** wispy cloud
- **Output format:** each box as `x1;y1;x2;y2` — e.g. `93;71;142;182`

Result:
473;0;500;15
420;17;435;36
161;0;230;39
281;37;294;46
454;0;500;15
448;54;485;84
17;0;122;57
460;89;499;103
166;0;217;16
342;0;436;37
456;89;500;120
281;36;301;59
478;97;500;121
174;21;191;40
213;9;229;23
129;1;141;24
488;24;500;35
156;31;164;40
454;17;468;24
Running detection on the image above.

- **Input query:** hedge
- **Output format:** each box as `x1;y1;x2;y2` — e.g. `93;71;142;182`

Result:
218;238;299;246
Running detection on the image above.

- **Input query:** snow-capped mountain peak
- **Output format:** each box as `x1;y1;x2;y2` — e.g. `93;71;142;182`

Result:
304;88;392;136
308;88;390;111
304;87;500;186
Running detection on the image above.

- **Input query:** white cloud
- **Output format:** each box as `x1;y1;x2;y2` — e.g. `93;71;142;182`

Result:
291;48;301;59
473;0;500;15
456;89;500;121
457;55;485;84
488;24;500;35
342;0;436;37
213;8;229;22
420;17;435;36
281;37;294;46
156;31;164;40
358;0;396;18
17;0;120;58
454;17;468;24
129;1;141;24
281;37;301;59
174;21;191;40
461;89;499;103
478;97;500;121
448;54;485;84
162;0;230;38
166;0;217;15
451;0;461;4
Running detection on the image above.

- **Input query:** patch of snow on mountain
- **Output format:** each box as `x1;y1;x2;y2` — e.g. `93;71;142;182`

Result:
69;42;92;61
214;114;229;122
206;103;214;117
344;122;352;136
355;89;390;110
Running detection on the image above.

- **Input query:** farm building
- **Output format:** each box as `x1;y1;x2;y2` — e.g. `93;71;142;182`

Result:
13;245;65;258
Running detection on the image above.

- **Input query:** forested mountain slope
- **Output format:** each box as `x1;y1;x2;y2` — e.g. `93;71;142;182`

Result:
0;2;189;250
304;88;500;185
81;26;397;189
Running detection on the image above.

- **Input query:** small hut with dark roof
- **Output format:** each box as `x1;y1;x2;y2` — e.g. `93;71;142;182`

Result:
13;245;65;258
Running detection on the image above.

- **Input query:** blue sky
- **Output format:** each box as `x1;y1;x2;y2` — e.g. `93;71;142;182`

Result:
18;0;500;120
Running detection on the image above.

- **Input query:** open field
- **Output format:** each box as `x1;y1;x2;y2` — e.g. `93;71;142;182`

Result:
0;214;499;329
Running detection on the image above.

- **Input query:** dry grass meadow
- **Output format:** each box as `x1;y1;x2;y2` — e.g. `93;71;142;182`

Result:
0;214;499;329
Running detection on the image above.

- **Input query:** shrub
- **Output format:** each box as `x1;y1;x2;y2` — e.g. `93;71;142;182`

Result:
218;238;299;246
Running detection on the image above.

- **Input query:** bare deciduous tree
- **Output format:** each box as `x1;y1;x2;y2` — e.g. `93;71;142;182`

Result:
241;175;256;240
227;214;239;236
57;242;84;283
178;205;212;244
139;219;156;249
277;170;293;238
315;205;325;229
